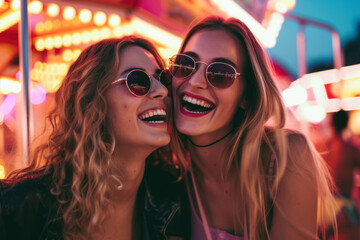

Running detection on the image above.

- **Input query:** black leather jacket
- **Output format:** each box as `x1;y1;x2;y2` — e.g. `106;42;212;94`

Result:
0;165;190;240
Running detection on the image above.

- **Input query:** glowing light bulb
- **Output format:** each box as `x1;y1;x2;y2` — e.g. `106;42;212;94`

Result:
47;3;60;18
35;39;45;51
45;37;54;50
79;9;92;24
63;6;76;20
62;49;73;62
108;14;121;27
94;11;106;26
29;1;43;14
54;35;62;48
10;0;20;10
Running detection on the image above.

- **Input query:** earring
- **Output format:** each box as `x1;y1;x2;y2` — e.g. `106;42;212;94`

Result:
111;174;123;190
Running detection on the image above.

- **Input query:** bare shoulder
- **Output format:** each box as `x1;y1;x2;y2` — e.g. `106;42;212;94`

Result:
284;129;316;171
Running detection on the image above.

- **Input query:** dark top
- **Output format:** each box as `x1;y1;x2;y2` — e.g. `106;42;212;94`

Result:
0;164;190;240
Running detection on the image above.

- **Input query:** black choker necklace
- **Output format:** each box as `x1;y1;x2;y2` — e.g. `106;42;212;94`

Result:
188;130;233;148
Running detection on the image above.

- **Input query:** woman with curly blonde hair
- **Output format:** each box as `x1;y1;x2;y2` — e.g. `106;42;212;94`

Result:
169;16;337;239
0;37;188;240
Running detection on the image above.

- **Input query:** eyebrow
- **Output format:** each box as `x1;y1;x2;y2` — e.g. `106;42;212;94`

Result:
120;67;146;76
182;51;238;69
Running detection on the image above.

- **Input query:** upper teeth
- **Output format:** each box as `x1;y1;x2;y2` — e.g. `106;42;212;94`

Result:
139;109;166;120
182;95;213;108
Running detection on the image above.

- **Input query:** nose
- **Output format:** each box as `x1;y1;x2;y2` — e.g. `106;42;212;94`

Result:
148;77;168;99
188;62;208;89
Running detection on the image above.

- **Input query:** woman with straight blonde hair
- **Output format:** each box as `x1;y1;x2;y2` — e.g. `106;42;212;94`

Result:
169;16;337;239
0;37;189;240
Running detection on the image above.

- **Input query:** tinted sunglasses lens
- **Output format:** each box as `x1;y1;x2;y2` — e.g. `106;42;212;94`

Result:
169;55;195;78
159;70;172;86
207;63;236;88
127;71;150;96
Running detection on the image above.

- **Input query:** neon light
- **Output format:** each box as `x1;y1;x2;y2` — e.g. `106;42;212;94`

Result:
0;77;21;94
297;104;326;124
108;14;121;27
131;18;181;49
63;6;76;21
47;3;60;18
0;94;16;117
209;0;278;48
282;85;307;107
0;9;20;33
10;0;20;10
94;11;107;26
31;84;46;105
29;1;43;14
0;164;5;179
79;9;92;24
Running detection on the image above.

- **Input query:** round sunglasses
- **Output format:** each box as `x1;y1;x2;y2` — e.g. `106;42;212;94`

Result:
111;69;172;97
169;54;241;89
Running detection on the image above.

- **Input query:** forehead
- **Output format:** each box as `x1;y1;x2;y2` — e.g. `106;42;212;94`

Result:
183;29;245;68
117;46;158;75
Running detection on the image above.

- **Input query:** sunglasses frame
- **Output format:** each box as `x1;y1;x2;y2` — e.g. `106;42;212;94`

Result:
169;53;241;89
111;69;171;97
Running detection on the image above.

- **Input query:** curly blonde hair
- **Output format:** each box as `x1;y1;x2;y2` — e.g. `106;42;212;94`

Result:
8;37;167;239
171;16;337;239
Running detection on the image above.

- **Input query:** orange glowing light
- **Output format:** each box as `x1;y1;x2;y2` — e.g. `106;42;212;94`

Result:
44;20;53;31
45;37;54;50
275;0;296;13
62;49;73;62
10;0;20;10
79;9;92;24
0;164;5;179
94;11;106;26
63;6;76;20
47;3;60;18
72;32;81;45
29;1;43;14
35;39;45;51
35;22;44;33
81;31;91;44
63;34;72;47
108;14;121;27
54;35;62;48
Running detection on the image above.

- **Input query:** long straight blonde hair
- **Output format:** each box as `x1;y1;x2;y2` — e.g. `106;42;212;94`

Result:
171;16;337;239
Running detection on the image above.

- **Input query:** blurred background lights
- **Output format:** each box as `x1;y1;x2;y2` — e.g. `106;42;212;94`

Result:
63;6;76;21
45;37;54;50
0;77;21;94
10;0;20;11
274;0;296;13
71;32;81;45
47;3;60;18
282;85;308;107
79;9;92;24
62;49;73;62
0;164;5;179
54;35;62;48
0;94;17;118
29;1;43;14
30;84;46;105
0;0;4;8
63;34;72;47
297;104;327;124
108;14;121;27
35;38;45;51
94;11;107;26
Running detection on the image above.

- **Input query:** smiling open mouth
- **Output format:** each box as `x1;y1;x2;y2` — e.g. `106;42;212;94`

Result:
181;94;215;113
139;109;167;123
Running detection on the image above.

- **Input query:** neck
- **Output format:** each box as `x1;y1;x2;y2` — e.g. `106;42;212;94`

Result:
108;146;153;202
188;131;234;179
